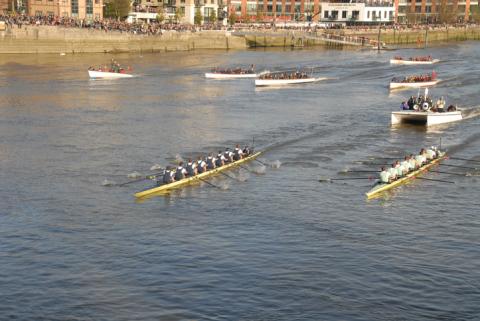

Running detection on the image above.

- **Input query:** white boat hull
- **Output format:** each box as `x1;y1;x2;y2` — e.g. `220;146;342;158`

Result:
255;77;325;87
391;110;463;126
205;72;257;79
390;79;439;89
88;70;133;79
390;59;440;65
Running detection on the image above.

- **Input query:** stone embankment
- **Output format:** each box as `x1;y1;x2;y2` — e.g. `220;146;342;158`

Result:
0;26;247;54
1;25;480;54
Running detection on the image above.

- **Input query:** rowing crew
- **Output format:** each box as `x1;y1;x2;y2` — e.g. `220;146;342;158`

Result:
161;145;251;184
379;147;442;184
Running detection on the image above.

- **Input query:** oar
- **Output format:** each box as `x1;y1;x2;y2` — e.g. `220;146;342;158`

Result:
117;170;164;186
439;164;477;170
218;171;239;181
254;159;268;166
195;176;222;189
430;170;467;176
343;170;380;173
415;177;455;184
319;177;375;182
238;164;253;172
448;157;480;163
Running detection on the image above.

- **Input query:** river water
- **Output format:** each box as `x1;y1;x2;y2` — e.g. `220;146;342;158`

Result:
1;42;479;320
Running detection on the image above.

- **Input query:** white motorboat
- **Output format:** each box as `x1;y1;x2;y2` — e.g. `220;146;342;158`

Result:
391;109;463;126
88;70;134;79
390;79;440;89
390;58;440;65
255;77;326;87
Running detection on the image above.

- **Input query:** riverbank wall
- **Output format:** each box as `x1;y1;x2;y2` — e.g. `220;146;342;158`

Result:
0;26;248;54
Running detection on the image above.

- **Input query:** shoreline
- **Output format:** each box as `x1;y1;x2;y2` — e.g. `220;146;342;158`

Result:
1;25;480;54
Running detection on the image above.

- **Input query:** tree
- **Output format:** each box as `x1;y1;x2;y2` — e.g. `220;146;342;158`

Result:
471;5;480;23
194;7;203;25
256;7;264;22
104;0;131;19
229;12;237;25
157;7;165;23
209;8;217;23
437;0;456;24
175;7;184;23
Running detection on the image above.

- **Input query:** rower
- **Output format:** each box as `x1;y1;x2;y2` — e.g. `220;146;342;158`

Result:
163;167;175;184
224;148;234;163
243;145;251;156
426;146;436;160
206;153;216;170
400;156;410;175
394;160;403;178
415;149;427;166
174;161;188;181
233;144;243;161
197;156;207;173
388;163;397;181
186;158;197;176
409;154;418;170
215;151;226;167
379;167;390;184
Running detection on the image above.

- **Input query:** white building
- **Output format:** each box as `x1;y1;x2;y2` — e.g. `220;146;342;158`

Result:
321;1;394;24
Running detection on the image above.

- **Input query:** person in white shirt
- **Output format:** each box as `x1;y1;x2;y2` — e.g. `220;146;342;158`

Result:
379;167;390;184
224;148;234;163
388;164;397;181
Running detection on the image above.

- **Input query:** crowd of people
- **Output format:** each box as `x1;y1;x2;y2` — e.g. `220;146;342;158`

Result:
259;70;310;80
379;147;442;184
161;145;252;184
393;55;433;61
400;94;457;112
393;71;437;83
211;65;255;74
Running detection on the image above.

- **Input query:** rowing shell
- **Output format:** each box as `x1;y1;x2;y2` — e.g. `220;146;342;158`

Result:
134;152;262;198
390;59;440;65
366;153;447;199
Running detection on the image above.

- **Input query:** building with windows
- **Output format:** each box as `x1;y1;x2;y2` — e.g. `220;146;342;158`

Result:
396;0;479;23
228;0;321;22
321;1;394;24
27;0;103;20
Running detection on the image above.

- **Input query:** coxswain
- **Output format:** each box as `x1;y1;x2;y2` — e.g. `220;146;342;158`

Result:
224;148;234;163
174;161;188;181
233;144;243;161
379;167;390;184
206;153;216;170
186;158;197;176
163;167;175;184
215;151;226;167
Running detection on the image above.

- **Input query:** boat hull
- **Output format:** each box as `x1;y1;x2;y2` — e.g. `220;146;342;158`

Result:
366;154;446;199
205;72;257;79
134;152;262;198
391;110;463;126
390;59;440;65
255;77;325;87
88;70;133;79
389;80;439;89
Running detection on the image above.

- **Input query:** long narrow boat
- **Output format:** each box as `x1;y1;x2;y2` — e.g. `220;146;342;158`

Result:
88;70;134;79
134;151;262;198
390;58;440;65
255;77;326;87
366;153;447;199
389;79;440;89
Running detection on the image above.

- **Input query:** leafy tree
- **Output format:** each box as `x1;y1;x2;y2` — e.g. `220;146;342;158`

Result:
228;12;237;25
157;7;165;23
104;0;131;19
256;7;264;22
209;8;217;23
194;7;203;25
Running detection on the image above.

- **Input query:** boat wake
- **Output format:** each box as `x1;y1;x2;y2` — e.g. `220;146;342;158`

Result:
269;160;282;169
461;106;480;120
102;179;116;186
150;164;163;171
127;171;143;178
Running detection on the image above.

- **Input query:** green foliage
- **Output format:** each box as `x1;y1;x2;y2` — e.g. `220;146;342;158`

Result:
471;6;480;23
228;12;237;25
209;8;217;23
104;0;131;19
157;7;165;23
256;8;264;22
194;7;203;25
